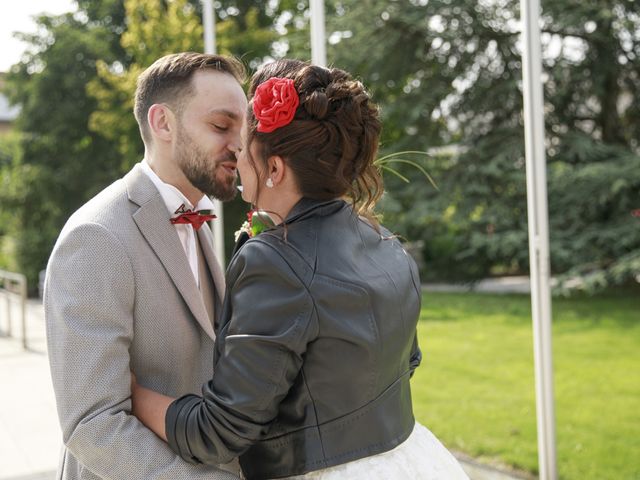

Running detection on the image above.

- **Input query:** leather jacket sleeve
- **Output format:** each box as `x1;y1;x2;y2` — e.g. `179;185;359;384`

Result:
409;331;422;377
405;242;422;378
166;239;317;465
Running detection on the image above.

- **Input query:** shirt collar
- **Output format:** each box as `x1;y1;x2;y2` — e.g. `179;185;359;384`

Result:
140;160;215;215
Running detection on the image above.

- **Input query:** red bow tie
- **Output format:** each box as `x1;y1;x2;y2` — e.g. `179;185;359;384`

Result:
170;209;217;231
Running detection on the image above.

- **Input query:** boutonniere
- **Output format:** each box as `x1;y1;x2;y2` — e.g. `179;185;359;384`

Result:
234;210;273;242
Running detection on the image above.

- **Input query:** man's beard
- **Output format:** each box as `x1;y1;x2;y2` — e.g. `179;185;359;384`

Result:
175;123;237;202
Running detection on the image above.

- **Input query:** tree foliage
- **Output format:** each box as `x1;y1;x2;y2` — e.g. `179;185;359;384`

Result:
88;0;206;168
1;0;638;294
1;0;282;289
3;11;124;291
0;132;24;271
326;0;640;290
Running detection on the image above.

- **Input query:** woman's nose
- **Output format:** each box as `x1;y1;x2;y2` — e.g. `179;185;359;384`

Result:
229;142;242;155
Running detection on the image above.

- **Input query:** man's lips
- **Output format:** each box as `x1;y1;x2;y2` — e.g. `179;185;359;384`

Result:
220;161;237;176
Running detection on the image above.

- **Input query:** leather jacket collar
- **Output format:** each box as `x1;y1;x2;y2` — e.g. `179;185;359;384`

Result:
283;197;347;225
231;198;347;259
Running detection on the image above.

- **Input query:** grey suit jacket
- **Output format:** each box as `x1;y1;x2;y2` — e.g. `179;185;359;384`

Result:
44;164;238;480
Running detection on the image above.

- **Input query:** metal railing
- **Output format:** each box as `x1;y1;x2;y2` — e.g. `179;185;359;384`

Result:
0;269;28;349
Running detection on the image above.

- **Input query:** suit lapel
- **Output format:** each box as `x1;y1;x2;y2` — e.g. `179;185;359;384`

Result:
197;224;226;303
125;165;215;341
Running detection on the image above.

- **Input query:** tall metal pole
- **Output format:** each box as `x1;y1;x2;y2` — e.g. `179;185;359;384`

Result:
20;277;27;350
520;0;558;479
202;0;216;56
310;0;327;67
202;0;225;267
4;291;11;337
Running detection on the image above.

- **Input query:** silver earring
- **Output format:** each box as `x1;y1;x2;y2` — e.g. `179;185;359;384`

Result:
266;178;274;188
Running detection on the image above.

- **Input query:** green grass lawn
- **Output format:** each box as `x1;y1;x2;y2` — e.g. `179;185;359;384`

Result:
411;290;640;480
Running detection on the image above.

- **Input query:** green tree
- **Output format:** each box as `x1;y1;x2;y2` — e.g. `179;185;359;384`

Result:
4;10;124;291
326;0;640;290
0;132;24;271
2;0;284;288
540;0;640;291
88;0;206;168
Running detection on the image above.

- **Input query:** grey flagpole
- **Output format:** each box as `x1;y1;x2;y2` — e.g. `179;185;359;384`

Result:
203;0;216;55
520;0;558;478
310;0;327;67
201;0;225;268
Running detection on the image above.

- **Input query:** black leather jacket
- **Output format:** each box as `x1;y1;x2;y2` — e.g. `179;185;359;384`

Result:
166;198;423;479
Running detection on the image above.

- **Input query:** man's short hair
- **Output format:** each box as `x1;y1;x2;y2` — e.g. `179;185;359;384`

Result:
134;52;246;144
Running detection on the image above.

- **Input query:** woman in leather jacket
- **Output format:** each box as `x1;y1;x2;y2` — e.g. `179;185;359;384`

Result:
132;59;468;480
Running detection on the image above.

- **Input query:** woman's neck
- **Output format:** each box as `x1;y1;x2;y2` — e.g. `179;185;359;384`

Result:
259;190;303;225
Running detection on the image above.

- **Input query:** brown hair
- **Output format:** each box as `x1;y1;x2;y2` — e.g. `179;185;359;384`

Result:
134;52;245;145
246;59;383;221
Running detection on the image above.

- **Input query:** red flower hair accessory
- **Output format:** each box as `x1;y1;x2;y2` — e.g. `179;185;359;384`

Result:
252;77;299;133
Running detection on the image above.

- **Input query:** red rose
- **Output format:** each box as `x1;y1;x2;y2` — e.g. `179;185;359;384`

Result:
252;77;300;133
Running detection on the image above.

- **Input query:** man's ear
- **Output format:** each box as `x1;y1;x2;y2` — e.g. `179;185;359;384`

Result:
147;104;175;143
267;155;287;186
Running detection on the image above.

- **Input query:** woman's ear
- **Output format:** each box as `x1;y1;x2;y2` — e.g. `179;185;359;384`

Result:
267;155;287;186
147;104;175;143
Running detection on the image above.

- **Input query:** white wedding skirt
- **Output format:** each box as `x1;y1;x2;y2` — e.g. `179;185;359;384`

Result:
287;422;469;480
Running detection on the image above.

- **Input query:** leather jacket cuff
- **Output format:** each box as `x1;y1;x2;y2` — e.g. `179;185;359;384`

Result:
166;394;202;463
409;348;422;378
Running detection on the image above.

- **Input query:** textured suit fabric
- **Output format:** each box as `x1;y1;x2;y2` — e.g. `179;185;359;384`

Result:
44;163;238;480
197;235;217;326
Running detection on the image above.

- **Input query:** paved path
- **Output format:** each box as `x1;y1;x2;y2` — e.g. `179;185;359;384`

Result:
423;276;533;294
0;298;59;480
0;295;534;480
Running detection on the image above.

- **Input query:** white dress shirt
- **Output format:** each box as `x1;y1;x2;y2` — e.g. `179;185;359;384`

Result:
140;160;215;287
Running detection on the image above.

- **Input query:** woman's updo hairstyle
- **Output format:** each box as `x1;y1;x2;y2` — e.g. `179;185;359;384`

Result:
247;59;383;221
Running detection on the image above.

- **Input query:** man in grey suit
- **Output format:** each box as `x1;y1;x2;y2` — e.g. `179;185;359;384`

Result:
44;52;247;479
